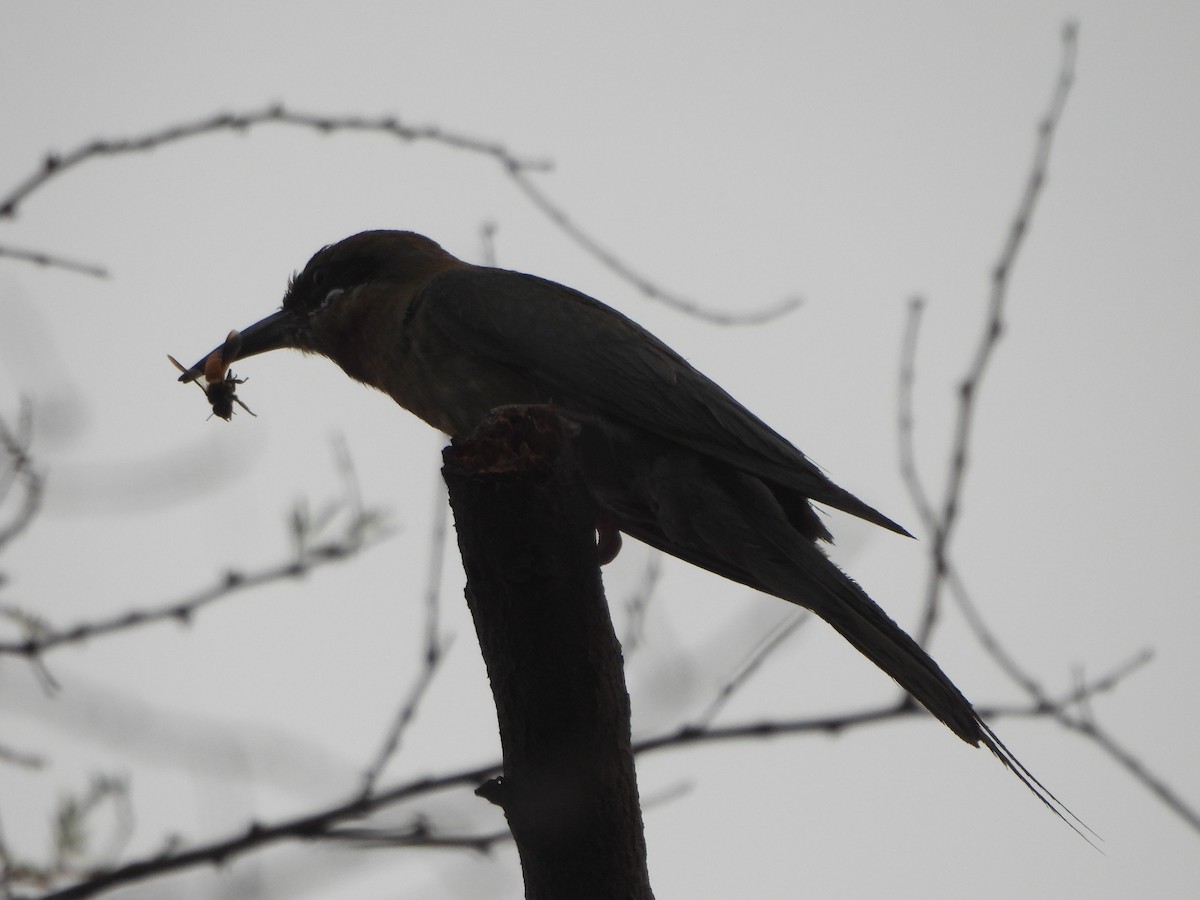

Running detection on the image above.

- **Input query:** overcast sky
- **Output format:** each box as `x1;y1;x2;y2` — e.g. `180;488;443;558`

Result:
2;3;1198;898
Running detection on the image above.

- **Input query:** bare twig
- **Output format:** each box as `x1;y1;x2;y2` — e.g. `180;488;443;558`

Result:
1058;716;1200;832
509;168;801;325
896;295;937;538
478;220;499;267
637;648;1145;759
994;644;1199;833
0;106;550;220
889;25;1199;838
357;643;450;797
0;489;388;660
0;402;43;554
13;762;505;900
322;821;510;853
1059;650;1153;706
618;553;662;654
895;23;1084;714
14;659;1148;900
2;105;797;325
0;247;108;279
421;477;450;670
0;742;44;770
941;563;1049;700
359;477;453;796
692;610;810;728
51;776;133;875
902;22;1079;644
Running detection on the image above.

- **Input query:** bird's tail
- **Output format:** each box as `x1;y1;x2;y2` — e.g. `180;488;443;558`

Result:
794;554;982;742
788;548;1093;842
593;447;1092;839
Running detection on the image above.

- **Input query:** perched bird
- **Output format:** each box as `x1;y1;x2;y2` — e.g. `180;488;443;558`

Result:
179;230;1072;821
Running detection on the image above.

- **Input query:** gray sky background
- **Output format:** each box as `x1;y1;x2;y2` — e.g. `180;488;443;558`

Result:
2;3;1198;898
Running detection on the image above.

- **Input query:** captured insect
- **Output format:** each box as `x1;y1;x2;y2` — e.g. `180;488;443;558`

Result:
168;329;256;421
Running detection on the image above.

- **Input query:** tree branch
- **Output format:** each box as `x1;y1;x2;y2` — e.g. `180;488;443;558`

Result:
443;406;654;900
905;22;1079;644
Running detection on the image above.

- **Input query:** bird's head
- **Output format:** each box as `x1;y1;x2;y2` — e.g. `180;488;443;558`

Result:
177;230;462;385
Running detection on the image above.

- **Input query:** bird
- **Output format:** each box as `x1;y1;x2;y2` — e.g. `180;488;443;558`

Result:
178;229;1076;825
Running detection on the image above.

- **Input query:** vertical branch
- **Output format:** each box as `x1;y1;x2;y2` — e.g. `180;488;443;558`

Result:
443;406;653;900
0;401;43;554
910;23;1079;644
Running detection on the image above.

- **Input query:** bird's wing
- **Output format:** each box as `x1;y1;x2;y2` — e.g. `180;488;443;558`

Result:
416;267;908;535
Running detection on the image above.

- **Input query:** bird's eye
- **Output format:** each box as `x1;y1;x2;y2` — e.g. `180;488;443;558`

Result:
319;288;345;310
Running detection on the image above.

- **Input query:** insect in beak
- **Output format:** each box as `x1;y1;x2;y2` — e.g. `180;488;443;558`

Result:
168;329;256;421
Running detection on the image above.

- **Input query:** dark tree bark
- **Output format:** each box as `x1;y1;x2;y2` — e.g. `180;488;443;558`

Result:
442;406;653;900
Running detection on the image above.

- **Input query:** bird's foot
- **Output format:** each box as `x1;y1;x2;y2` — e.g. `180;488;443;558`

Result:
596;512;622;565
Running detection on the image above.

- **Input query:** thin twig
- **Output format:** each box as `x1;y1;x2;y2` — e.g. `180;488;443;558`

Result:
941;562;1049;699
478;220;499;266
14;660;1149;900
15;763;505;900
322;822;510;853
692;610;809;728
359;473;452;795
896;296;938;537
942;560;1198;833
2;105;797;326
1058;716;1200;832
0;247;108;279
357;642;449;797
903;22;1079;644
635;661;1134;757
0;402;43;554
0;106;550;220
619;554;662;654
0;742;44;770
0;500;388;659
421;477;450;670
509;168;802;325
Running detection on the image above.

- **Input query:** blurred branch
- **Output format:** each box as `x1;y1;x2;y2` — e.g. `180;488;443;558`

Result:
0;742;44;770
618;553;661;654
692;610;809;728
893;18;1093;747
0;466;389;661
11;647;1153;900
1;104;797;324
0;106;550;220
1058;716;1200;832
478;219;499;266
904;22;1078;644
637;646;1150;756
0;401;43;555
13;762;504;900
51;777;133;878
509;168;801;324
896;294;936;545
0;246;108;279
359;475;453;797
893;22;1200;835
321;821;510;852
1;775;131;898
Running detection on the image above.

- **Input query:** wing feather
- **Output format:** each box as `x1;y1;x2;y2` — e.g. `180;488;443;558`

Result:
417;267;908;536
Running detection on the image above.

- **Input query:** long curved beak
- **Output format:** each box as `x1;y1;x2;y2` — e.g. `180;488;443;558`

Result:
177;308;302;383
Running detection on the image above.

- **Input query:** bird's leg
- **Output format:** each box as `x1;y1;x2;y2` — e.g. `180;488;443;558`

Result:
596;510;622;565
